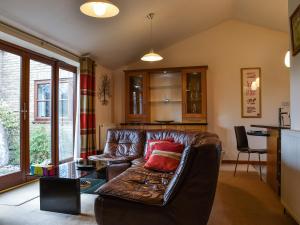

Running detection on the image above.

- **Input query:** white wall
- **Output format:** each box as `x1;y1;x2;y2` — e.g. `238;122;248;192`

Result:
94;63;114;150
112;20;290;160
289;0;300;130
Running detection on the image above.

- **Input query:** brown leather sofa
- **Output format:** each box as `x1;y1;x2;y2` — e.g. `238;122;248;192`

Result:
94;129;222;225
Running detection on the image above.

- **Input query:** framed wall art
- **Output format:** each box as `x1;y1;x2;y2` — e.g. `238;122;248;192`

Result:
241;67;261;118
290;3;300;56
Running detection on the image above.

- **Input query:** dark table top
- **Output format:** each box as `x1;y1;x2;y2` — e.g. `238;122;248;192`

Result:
251;125;291;130
28;160;103;179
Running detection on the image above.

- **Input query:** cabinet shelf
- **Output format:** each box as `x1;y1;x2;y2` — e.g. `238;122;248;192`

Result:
150;99;182;103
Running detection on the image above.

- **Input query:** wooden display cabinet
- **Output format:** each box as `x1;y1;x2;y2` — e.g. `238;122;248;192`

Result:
124;66;207;124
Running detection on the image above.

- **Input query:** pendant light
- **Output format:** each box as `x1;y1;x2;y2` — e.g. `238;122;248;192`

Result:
141;13;163;62
80;0;119;18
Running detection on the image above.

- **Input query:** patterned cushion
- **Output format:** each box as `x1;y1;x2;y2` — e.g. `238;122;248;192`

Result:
145;139;174;161
144;142;184;172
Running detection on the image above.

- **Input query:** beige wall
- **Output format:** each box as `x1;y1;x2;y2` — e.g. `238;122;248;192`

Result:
289;0;300;130
112;20;290;160
94;63;114;150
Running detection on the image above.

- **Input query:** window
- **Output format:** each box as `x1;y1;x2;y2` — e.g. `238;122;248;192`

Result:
35;80;51;121
34;79;73;122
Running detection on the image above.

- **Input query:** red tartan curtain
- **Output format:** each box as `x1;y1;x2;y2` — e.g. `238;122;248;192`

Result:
80;57;97;159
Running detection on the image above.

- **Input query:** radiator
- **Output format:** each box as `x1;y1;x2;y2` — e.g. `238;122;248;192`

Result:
281;129;300;223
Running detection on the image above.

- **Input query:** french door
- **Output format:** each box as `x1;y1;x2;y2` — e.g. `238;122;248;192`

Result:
0;40;77;191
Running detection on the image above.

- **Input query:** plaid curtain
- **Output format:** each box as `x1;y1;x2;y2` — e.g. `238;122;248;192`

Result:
80;57;97;159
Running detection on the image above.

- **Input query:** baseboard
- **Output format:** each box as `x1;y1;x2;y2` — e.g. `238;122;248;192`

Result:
222;160;266;165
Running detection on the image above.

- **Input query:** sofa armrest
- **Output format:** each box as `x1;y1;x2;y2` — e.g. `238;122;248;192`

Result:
107;162;131;180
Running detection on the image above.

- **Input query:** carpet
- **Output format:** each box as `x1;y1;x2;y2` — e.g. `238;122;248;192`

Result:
0;165;297;225
80;178;106;194
208;164;297;225
0;181;39;206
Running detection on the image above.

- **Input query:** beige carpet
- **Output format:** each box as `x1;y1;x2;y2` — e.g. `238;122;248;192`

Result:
0;165;297;225
209;164;297;225
0;181;39;206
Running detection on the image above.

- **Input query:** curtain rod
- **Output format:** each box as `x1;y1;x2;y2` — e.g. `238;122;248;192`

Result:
0;21;80;62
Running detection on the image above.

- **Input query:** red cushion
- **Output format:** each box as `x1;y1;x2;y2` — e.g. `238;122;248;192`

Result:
144;142;184;172
145;138;174;161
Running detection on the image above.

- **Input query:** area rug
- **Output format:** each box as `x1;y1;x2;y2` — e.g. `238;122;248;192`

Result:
0;180;39;206
80;178;106;194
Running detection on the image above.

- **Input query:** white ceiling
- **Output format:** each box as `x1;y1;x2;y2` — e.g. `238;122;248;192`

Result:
0;0;288;69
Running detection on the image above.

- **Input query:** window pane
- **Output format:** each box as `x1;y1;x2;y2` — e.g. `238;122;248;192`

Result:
59;68;75;161
37;83;51;100
37;101;51;117
59;100;68;117
30;60;52;165
0;50;21;176
59;83;69;100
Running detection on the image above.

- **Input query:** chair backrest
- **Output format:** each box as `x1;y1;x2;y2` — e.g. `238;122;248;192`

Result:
104;129;145;157
234;126;249;150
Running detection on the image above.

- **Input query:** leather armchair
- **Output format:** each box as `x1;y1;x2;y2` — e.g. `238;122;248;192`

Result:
89;129;145;180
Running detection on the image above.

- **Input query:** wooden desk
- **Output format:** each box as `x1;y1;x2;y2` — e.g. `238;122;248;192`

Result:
251;125;290;196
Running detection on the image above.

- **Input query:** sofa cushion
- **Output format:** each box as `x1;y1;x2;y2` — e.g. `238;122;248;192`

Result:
96;165;173;205
145;139;174;161
104;129;145;158
144;142;184;172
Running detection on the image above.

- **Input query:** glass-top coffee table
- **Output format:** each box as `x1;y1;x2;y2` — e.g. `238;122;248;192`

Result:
31;161;107;215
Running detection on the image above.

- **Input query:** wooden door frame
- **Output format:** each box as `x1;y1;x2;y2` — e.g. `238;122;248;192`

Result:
0;42;27;190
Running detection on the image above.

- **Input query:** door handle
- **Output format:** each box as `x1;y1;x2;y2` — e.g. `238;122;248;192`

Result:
20;103;28;121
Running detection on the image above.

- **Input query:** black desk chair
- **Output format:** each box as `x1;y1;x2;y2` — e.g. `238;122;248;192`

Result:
234;126;267;180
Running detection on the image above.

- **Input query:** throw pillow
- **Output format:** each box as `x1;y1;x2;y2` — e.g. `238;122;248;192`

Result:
144;142;184;172
145;138;174;161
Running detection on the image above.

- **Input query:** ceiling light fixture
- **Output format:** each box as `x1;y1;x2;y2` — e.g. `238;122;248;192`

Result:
141;13;163;62
80;0;119;18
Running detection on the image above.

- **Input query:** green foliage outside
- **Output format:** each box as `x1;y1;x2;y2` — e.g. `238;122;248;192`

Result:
0;101;51;166
30;125;51;165
0;101;20;165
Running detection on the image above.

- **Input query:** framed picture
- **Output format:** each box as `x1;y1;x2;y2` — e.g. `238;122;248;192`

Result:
290;4;300;56
241;68;261;118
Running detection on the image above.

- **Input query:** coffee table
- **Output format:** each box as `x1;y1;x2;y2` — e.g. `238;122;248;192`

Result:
36;161;106;215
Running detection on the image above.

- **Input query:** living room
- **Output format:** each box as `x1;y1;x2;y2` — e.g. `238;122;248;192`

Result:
0;0;299;225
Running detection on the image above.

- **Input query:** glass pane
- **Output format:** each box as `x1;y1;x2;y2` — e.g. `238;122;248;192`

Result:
59;100;68;117
37;101;51;117
30;60;52;165
0;51;21;176
59;68;75;161
186;72;202;114
37;83;51;100
129;76;143;115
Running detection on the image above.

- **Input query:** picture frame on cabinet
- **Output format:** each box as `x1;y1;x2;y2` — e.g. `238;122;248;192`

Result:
241;67;262;118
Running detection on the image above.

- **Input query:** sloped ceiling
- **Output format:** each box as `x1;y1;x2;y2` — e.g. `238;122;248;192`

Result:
0;0;288;69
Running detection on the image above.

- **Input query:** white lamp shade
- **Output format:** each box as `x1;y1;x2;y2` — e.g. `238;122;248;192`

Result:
285;51;290;68
80;0;119;18
141;51;163;62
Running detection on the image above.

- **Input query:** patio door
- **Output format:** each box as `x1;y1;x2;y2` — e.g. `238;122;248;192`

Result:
0;46;26;190
0;40;77;191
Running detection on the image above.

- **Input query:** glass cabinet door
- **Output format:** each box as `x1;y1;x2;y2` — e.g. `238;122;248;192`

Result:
182;68;207;120
129;76;144;115
125;72;149;122
186;72;202;114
